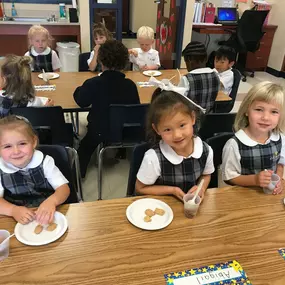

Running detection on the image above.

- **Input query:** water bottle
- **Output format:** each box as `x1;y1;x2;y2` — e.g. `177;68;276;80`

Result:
59;3;66;19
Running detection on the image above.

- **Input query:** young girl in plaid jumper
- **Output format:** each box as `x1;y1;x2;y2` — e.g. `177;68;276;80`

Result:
0;116;70;225
136;81;214;201
222;82;285;194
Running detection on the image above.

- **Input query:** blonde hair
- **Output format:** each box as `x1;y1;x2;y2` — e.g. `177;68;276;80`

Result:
0;55;35;104
27;25;52;48
0;115;38;145
92;22;113;42
234;81;285;133
137;26;154;40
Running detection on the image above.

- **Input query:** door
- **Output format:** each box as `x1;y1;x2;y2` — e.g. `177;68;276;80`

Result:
155;0;187;69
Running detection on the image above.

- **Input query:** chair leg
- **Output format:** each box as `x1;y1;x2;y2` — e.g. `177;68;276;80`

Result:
74;149;84;202
97;146;104;200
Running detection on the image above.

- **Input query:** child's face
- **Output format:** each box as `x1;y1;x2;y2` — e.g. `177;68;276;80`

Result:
94;34;107;45
246;100;281;136
31;33;49;53
153;111;196;155
214;57;234;73
0;129;37;169
137;38;153;52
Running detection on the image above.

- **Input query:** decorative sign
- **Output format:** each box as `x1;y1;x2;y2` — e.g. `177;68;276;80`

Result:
221;0;235;7
164;260;251;285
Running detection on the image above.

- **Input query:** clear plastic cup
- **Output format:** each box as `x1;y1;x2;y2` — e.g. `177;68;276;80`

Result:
183;193;201;218
263;173;280;194
0;230;10;261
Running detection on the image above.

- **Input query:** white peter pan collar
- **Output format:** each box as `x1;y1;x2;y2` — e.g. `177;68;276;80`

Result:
0;150;43;173
159;136;203;165
235;129;280;147
190;67;214;74
30;46;51;56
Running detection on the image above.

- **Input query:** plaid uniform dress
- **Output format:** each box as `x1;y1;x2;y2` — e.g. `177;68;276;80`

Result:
0;158;55;207
153;142;210;193
0;95;27;118
29;49;53;72
233;135;282;174
185;72;220;113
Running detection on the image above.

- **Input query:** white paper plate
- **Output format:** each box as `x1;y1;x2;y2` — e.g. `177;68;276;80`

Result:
126;198;173;230
38;72;60;80
14;211;68;246
143;70;162;77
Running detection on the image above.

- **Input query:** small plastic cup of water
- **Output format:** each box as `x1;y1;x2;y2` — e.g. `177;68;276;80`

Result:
183;193;201;218
263;173;280;194
0;230;10;261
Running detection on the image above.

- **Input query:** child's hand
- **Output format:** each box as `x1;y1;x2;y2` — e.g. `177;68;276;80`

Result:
36;198;57;225
173;187;185;201
12;206;35;225
129;49;138;57
188;185;205;200
44;98;54;106
273;178;283;195
140;65;149;71
94;44;100;53
257;170;273;187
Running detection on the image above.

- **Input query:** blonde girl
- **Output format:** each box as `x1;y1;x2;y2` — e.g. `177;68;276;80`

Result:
222;81;285;194
0;115;70;225
25;25;61;72
88;22;113;72
0;55;53;118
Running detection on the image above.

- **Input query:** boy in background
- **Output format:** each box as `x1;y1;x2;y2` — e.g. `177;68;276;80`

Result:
129;26;160;71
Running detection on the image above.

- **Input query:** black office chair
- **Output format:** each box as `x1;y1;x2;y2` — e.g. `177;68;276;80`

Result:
79;52;91;72
11;106;74;147
198;112;236;141
126;142;150;197
220;10;269;82
206;132;234;188
97;104;149;200
38;145;83;203
214;68;241;113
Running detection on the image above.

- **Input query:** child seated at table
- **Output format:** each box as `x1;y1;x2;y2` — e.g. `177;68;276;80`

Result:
213;46;235;95
0;55;54;118
88;22;113;72
222;82;285;194
136;81;214;201
128;26;160;71
24;25;61;72
0;115;70;225
73;40;140;178
178;41;219;113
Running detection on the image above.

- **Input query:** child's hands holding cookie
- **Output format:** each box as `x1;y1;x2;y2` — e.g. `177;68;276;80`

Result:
12;205;35;225
35;197;57;225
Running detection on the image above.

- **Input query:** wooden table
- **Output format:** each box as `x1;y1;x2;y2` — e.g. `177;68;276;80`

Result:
33;70;231;111
1;186;285;284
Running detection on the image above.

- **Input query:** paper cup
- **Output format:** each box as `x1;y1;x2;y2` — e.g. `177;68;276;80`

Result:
0;230;10;261
183;193;201;218
263;173;280;194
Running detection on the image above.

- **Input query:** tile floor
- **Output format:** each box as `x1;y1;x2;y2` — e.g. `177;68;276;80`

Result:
75;72;285;202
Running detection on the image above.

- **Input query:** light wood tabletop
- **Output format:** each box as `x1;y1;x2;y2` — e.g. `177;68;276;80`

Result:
1;186;285;284
32;70;231;110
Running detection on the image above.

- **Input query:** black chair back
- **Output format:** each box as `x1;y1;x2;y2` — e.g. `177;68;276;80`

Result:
198;112;236;141
107;104;149;144
11;106;73;147
127;142;150;196
206;132;234;188
79;52;91;72
38;145;79;203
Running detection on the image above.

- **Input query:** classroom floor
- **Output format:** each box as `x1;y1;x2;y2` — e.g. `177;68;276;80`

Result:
76;72;285;202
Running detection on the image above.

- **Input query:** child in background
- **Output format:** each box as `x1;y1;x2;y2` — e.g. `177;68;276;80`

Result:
129;26;160;71
213;46;236;95
222;82;285;194
88;23;113;72
74;40;140;178
178;41;219;112
136;86;214;201
0;115;70;225
0;55;54;118
25;25;61;72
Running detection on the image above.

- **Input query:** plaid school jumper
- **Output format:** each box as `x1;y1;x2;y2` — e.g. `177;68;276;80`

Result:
153;142;210;193
233;135;282;174
29;50;53;72
0;159;55;207
0;96;27;118
185;72;220;113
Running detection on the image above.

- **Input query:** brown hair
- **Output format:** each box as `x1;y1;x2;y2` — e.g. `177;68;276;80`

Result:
147;89;200;144
0;115;38;145
92;22;113;43
27;25;52;48
0;55;35;105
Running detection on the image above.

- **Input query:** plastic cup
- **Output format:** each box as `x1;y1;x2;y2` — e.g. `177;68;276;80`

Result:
0;230;10;261
263;173;280;194
183;193;201;218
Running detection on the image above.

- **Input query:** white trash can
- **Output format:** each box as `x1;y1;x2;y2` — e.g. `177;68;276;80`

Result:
56;42;80;72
